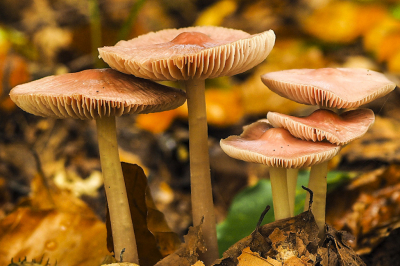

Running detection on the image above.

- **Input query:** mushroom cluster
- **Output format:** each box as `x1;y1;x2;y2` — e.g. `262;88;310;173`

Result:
221;67;396;240
10;25;276;265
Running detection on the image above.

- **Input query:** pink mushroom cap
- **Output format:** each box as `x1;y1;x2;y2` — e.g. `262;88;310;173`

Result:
220;119;340;168
267;109;375;145
99;26;275;81
10;68;186;120
261;68;396;108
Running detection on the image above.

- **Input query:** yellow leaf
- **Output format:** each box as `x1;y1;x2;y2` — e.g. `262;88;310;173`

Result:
363;17;400;56
0;207;109;266
302;2;361;43
195;0;237;26
136;110;179;134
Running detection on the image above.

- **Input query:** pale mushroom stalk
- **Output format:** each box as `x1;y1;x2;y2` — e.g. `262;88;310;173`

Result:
269;167;291;220
96;116;138;263
287;168;298;216
184;79;219;266
304;161;328;239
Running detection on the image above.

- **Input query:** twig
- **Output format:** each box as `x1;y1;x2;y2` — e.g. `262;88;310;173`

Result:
302;185;313;211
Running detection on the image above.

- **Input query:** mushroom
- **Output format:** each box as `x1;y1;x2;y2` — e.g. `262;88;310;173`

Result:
98;26;276;264
9;68;186;263
267;108;375;232
220;119;340;221
267;108;375;145
261;67;396;237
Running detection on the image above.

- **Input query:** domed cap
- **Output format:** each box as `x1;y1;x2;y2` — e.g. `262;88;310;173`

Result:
10;68;186;120
261;68;396;108
98;26;275;81
220;119;340;168
267;109;375;145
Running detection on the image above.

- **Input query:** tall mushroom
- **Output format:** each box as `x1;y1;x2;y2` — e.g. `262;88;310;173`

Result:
261;68;396;237
9;68;186;263
98;26;276;265
220;119;340;221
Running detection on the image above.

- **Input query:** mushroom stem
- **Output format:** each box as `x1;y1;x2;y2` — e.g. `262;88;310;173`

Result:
184;79;219;265
287;168;298;216
304;161;328;240
96;116;138;263
269;167;291;220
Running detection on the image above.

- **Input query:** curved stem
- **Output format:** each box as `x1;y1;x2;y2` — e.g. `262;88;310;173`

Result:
287;168;298;216
270;167;291;220
304;161;328;240
184;79;219;266
96;116;138;263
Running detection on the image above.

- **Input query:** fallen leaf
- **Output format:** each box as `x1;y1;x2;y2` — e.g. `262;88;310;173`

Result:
321;226;366;266
340;116;400;165
326;164;400;254
136;110;179;134
106;163;163;266
0;173;110;265
0;207;108;265
237;247;281;266
195;0;237;26
155;222;206;266
101;263;139;266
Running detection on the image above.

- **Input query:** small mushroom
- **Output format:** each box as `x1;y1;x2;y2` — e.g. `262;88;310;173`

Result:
99;26;276;264
267;108;375;145
9;68;186;263
261;67;396;238
267;108;375;230
220;119;340;221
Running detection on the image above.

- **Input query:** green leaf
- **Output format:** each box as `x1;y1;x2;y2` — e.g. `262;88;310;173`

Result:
217;179;274;256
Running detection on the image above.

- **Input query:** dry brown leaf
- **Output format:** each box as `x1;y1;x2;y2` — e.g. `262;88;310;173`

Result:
0;176;110;266
192;261;206;266
321;226;366;266
340;116;400;164
214;210;320;266
155;222;206;266
237;247;281;266
101;263;139;266
326;164;400;254
106;163;163;266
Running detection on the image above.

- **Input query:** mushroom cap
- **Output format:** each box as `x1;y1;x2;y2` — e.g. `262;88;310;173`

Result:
261;68;396;108
99;26;275;81
220;119;340;168
10;68;186;120
267;109;375;145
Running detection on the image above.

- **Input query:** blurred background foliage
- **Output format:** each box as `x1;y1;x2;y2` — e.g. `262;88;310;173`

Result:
0;0;400;264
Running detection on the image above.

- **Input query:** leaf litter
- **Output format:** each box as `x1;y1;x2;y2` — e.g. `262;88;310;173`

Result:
205;188;365;266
